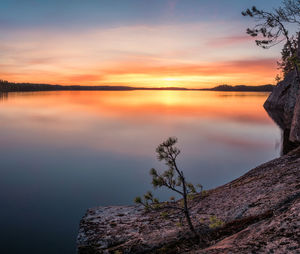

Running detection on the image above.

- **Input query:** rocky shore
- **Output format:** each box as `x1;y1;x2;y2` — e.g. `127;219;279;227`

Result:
77;147;300;253
264;39;300;147
77;63;300;253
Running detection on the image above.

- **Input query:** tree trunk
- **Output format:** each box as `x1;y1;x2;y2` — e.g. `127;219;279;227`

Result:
181;174;197;237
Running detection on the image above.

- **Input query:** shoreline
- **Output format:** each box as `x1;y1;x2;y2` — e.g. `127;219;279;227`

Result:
77;147;300;253
0;82;274;93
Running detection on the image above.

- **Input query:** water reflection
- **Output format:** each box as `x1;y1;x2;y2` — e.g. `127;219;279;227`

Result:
0;91;278;157
264;107;299;155
0;92;8;102
0;91;281;254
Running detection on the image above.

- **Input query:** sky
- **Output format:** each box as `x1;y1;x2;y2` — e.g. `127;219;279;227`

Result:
0;0;284;88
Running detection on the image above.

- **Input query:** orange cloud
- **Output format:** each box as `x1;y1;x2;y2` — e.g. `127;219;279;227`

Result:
0;22;280;87
101;58;277;76
66;74;105;83
207;35;253;47
0;57;277;88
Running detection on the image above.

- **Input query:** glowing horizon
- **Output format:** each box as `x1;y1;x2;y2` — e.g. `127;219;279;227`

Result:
0;0;282;88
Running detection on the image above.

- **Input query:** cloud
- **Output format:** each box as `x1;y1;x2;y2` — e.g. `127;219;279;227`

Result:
207;35;253;47
0;57;278;87
167;0;178;12
0;22;280;87
100;58;277;76
66;74;105;83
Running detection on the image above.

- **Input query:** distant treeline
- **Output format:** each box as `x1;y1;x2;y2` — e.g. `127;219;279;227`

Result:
0;80;137;92
208;84;274;92
0;80;274;92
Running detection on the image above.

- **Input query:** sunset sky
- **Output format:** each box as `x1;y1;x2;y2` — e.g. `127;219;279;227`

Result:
0;0;283;88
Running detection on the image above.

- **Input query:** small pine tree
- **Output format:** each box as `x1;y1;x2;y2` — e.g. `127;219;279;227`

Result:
134;137;203;237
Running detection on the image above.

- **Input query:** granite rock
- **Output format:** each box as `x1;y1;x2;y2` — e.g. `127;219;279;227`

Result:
77;148;300;254
264;36;300;144
290;93;300;142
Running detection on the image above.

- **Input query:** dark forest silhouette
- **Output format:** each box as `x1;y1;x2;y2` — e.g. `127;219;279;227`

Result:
0;80;274;93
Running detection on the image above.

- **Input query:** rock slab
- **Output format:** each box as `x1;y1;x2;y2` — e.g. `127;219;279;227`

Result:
77;148;300;254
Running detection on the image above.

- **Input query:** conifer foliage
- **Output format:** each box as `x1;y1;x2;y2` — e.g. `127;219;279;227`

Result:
135;137;203;236
242;1;300;79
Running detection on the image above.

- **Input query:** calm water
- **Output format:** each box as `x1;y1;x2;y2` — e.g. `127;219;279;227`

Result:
0;90;281;253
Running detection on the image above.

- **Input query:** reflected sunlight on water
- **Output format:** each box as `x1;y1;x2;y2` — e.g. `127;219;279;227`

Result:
0;90;280;254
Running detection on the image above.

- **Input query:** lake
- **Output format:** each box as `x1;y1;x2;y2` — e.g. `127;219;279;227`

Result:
0;90;281;253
